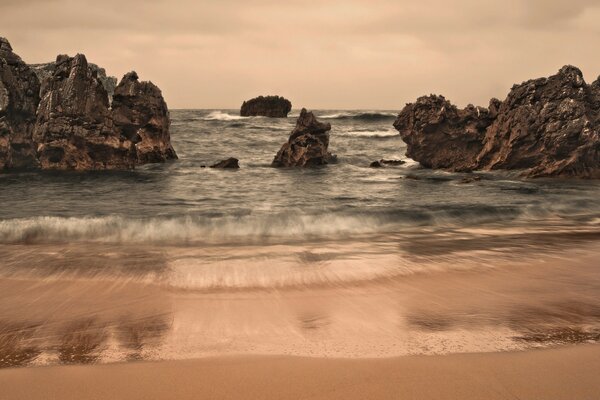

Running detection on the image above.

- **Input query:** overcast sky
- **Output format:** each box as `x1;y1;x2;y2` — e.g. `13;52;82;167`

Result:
2;0;600;109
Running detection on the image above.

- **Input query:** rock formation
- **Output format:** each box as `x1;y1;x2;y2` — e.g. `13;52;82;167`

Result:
111;72;177;163
30;62;117;101
0;37;177;172
240;95;292;118
0;37;41;170
370;159;406;168
393;95;499;172
272;108;334;167
210;157;239;168
394;66;600;178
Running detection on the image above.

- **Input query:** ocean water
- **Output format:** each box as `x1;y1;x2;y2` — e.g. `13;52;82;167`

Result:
1;110;600;366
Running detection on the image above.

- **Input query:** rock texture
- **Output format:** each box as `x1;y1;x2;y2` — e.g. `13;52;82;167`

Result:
33;54;136;170
240;96;292;118
111;72;177;163
272;108;333;167
0;37;177;172
394;66;600;178
393;95;499;172
30;62;117;101
210;157;239;169
0;37;41;169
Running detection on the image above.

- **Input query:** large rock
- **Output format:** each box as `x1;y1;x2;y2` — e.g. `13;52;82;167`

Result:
30;62;117;102
33;54;136;170
393;95;499;172
476;66;600;177
240;95;292;118
0;37;40;170
394;66;600;178
111;72;177;163
272;108;333;167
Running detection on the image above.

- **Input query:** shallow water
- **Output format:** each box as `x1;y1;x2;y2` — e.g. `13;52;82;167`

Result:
1;110;599;367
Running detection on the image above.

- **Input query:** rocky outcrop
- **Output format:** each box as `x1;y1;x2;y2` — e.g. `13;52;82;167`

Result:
240;95;292;118
111;72;177;163
0;37;41;170
210;157;239;168
272;108;333;167
394;66;600;178
370;159;406;168
0;37;177;172
33;54;136;170
30;62;117;101
393;95;499;172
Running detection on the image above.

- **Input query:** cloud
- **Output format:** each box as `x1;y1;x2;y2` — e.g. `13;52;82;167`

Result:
1;0;600;109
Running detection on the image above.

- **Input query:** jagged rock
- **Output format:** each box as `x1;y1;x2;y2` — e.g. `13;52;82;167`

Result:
33;54;136;170
111;71;177;163
240;95;292;117
0;37;40;169
393;95;498;172
210;157;239;169
477;66;600;177
30;61;117;101
394;66;600;178
272;108;333;167
369;161;383;168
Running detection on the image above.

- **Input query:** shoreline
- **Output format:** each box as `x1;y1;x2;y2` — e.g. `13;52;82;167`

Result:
2;345;599;400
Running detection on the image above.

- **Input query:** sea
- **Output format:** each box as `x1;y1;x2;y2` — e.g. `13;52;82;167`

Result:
1;109;600;367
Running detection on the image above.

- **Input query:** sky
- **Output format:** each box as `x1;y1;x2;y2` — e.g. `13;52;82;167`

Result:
2;0;600;109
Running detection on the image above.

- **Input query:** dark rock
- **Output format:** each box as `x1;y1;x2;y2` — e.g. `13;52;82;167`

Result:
393;95;496;172
272;108;333;167
394;66;600;178
210;157;239;169
0;37;41;169
240;95;292;118
369;161;383;168
111;71;177;163
477;66;600;178
33;54;136;170
380;159;406;166
30;61;117;101
404;174;422;180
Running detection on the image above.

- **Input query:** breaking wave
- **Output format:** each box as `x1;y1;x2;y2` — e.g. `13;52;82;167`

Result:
319;112;397;121
201;111;249;121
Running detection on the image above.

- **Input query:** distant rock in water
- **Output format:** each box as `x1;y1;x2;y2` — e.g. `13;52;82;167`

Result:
210;157;239;169
0;37;177;172
272;108;334;167
33;54;136;170
112;71;177;163
0;37;41;170
30;61;117;101
394;65;600;178
240;95;292;118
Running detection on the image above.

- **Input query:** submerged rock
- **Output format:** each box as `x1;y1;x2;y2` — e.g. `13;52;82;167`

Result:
111;71;177;163
33;54;136;170
394;66;600;178
240;95;292;118
210;157;239;169
0;37;41;170
369;161;383;168
272;108;334;167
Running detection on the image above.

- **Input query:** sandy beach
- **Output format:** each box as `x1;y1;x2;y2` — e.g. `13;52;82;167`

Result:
1;345;599;400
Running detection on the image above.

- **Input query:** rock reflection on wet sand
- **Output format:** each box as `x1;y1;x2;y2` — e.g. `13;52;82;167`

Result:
0;323;41;368
58;319;107;364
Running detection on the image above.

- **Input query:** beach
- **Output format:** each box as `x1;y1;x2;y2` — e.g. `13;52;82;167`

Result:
2;345;600;400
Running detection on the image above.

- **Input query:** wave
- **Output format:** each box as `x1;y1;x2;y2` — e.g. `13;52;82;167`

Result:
319;112;397;121
0;205;568;246
201;111;249;121
337;129;399;138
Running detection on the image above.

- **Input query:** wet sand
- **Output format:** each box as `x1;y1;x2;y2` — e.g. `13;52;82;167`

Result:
1;345;599;400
